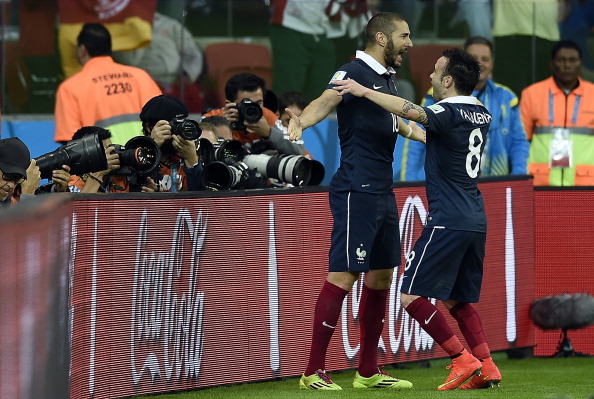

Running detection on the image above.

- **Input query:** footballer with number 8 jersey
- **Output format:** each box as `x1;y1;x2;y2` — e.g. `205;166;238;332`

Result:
332;47;502;391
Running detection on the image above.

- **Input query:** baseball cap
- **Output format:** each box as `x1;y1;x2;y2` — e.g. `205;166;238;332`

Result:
140;95;189;122
0;137;31;178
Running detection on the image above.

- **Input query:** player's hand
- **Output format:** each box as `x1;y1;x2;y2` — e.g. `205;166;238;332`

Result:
286;108;303;141
52;164;71;192
151;120;173;147
332;78;368;97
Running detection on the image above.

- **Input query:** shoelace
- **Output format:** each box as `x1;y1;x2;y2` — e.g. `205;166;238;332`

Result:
445;363;482;377
377;365;394;377
316;370;333;384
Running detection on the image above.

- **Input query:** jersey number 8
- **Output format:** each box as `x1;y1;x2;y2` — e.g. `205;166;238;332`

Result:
465;128;483;178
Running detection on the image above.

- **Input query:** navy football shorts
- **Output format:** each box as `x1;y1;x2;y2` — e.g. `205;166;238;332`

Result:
328;190;401;272
400;227;486;303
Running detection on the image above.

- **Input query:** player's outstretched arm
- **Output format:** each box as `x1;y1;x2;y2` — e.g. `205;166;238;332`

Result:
287;89;342;140
398;119;426;143
333;78;429;127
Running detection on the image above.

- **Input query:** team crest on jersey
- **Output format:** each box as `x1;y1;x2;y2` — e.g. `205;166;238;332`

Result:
329;71;347;83
428;104;445;114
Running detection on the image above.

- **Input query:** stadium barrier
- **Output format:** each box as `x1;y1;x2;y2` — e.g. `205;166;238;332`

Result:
0;196;72;399
533;187;594;357
5;176;583;399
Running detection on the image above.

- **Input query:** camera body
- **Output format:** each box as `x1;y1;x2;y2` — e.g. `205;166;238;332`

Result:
109;136;161;192
200;138;249;190
230;99;263;131
109;136;161;177
199;138;246;165
169;118;201;141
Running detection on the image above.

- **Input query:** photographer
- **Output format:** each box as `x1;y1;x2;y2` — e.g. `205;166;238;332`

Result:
66;126;150;193
0;138;38;208
1;138;71;208
34;163;71;194
140;95;204;192
200;115;233;141
203;73;305;156
198;121;219;145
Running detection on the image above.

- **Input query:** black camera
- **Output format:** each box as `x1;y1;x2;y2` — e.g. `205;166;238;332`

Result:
199;138;246;165
169;118;201;141
110;136;161;177
231;99;263;130
35;133;108;179
109;136;161;192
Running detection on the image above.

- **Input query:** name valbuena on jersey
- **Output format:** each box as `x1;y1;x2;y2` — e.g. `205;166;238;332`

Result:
423;96;492;232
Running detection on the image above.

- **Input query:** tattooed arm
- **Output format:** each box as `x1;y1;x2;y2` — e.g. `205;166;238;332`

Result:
332;78;429;127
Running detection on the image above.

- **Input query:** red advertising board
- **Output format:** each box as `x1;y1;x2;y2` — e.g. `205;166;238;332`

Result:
66;178;535;399
533;189;594;357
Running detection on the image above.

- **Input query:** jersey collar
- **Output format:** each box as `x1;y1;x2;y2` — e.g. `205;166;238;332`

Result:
437;96;478;105
356;50;396;76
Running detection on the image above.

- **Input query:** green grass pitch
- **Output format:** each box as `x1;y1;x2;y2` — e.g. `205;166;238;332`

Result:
133;352;594;399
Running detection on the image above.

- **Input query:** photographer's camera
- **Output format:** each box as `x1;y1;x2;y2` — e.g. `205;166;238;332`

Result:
109;136;160;176
169;118;201;141
35;133;108;179
231;99;263;130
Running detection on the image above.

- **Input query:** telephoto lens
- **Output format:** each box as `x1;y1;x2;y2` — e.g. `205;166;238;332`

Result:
214;140;246;164
243;153;311;186
202;161;249;190
35;133;108;179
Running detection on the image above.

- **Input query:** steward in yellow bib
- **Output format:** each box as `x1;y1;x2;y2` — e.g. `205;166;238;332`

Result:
520;40;594;186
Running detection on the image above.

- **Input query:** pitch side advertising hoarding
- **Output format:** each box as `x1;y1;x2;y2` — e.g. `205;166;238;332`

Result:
64;179;534;399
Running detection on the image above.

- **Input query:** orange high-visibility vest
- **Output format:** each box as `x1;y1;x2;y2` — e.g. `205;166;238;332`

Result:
520;76;594;186
54;56;161;145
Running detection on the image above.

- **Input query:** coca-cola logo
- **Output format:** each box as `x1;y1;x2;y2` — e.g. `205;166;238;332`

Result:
130;209;207;384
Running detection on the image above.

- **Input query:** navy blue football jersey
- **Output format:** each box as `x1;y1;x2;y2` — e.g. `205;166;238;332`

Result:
326;54;401;194
423;96;492;232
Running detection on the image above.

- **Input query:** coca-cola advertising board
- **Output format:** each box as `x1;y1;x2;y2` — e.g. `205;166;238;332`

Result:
66;178;535;399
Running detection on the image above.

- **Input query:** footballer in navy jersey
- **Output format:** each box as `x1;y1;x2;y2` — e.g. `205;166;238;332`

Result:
331;47;503;391
327;54;401;194
285;13;424;390
423;97;491;232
